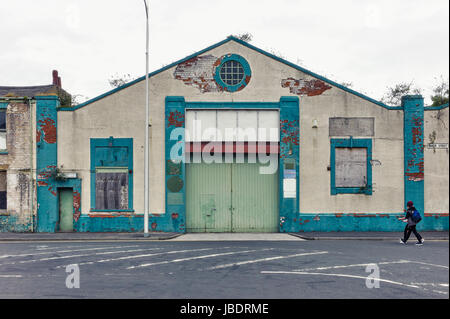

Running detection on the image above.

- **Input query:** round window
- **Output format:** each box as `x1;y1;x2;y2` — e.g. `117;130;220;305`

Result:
214;54;251;92
219;60;245;86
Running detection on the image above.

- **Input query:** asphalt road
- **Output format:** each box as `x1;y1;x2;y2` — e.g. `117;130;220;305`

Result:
0;239;448;299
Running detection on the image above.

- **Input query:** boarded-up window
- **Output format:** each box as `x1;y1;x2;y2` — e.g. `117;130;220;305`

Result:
95;168;129;210
329;118;374;137
335;148;367;188
0;171;6;210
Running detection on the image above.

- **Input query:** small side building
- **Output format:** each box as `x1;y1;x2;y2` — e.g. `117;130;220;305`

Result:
0;71;70;232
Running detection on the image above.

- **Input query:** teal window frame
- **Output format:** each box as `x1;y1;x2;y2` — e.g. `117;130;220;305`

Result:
214;54;251;92
330;138;372;195
90;138;134;212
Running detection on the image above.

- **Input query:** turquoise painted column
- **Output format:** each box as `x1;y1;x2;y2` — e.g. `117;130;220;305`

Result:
279;96;300;232
164;96;186;233
36;95;59;232
402;95;424;215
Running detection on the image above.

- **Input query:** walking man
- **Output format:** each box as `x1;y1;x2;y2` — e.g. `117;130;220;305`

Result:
399;201;424;245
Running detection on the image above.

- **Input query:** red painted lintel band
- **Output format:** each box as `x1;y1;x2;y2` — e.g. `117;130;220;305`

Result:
185;142;279;154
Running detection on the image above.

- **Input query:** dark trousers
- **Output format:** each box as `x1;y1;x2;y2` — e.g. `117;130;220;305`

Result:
403;225;422;242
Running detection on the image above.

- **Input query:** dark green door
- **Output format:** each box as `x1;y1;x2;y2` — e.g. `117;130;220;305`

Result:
186;159;278;233
59;188;74;232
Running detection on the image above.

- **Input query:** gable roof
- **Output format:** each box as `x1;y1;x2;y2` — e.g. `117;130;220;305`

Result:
58;36;427;111
0;84;58;97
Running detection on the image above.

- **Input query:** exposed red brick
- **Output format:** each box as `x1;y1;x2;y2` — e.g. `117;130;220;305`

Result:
73;191;81;222
281;78;332;96
38;118;57;144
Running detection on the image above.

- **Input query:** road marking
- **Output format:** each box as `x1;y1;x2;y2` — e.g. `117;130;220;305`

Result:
411;282;450;288
0;247;162;267
260;271;421;289
432;290;449;295
409;261;449;269
293;260;409;272
0;245;141;259
205;251;329;271
127;248;275;269
56;247;227;268
0;275;23;278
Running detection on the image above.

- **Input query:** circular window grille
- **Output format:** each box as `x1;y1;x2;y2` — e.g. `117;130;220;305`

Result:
219;60;245;86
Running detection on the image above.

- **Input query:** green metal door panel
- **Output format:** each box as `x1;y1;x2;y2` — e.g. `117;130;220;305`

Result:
59;189;74;232
231;162;278;232
186;162;232;232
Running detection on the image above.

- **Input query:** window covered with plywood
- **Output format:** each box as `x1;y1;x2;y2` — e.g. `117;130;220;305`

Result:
335;148;367;188
330;138;372;195
90;138;133;211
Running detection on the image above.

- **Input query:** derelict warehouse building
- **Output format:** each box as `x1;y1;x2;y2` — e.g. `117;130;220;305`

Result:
1;36;449;233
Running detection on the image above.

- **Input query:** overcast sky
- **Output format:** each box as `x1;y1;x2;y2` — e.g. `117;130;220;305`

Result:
0;0;448;105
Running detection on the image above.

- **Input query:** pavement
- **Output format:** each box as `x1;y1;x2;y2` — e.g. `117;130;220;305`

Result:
289;231;449;241
0;231;447;242
0;232;181;242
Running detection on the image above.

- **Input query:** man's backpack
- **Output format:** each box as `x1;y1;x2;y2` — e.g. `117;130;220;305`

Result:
411;209;422;223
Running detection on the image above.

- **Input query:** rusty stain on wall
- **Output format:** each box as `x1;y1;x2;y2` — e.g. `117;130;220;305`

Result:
281;77;332;96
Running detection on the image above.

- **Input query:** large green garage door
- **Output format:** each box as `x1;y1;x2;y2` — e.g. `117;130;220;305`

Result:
186;160;278;233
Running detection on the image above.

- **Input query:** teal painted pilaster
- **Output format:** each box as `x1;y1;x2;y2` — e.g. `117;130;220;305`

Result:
164;96;187;233
36;95;82;232
402;95;424;215
36;96;59;232
278;97;300;232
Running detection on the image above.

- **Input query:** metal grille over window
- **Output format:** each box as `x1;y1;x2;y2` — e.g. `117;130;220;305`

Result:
95;168;129;210
219;60;244;86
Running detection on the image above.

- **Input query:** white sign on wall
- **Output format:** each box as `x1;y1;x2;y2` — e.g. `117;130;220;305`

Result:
283;178;296;198
427;143;448;150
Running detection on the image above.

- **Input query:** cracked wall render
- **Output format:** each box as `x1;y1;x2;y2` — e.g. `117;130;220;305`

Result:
0;101;33;232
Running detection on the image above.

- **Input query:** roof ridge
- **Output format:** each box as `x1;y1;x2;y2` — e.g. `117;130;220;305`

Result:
61;36;402;111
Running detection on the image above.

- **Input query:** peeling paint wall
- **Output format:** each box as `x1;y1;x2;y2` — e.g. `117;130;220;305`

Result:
173;55;223;93
55;39;447;232
424;107;449;214
281;78;332;96
0;101;34;232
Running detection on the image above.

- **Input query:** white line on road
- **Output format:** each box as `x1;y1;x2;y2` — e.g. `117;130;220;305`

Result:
205;251;329;271
0;275;23;278
260;271;421;289
409;261;449;269
293;260;410;272
0;247;162;267
127;248;275;269
0;245;141;259
56;247;227;268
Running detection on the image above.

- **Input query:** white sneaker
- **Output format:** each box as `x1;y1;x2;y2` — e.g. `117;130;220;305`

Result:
400;239;406;244
416;239;424;245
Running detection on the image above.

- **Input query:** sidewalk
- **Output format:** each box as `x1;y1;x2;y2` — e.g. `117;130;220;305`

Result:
289;231;449;241
0;231;448;242
0;232;181;242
